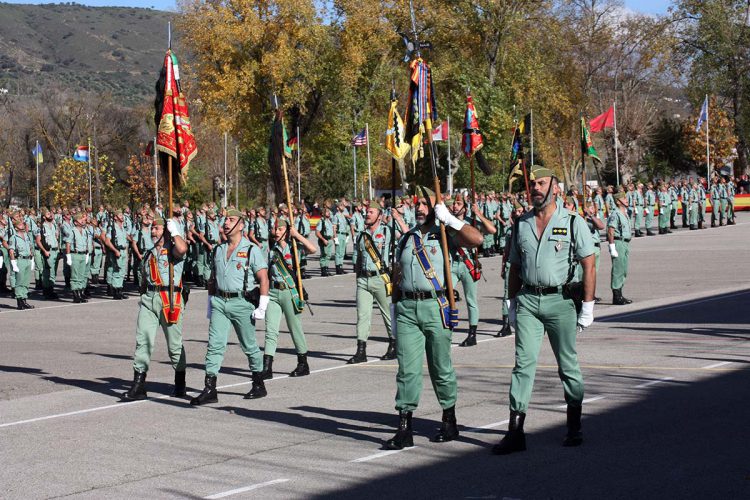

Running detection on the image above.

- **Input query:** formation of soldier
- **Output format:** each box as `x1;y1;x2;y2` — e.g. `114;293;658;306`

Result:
0;170;741;452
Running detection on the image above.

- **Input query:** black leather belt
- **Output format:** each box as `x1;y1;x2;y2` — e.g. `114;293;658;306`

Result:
358;270;383;278
614;237;631;242
19;255;33;260
74;251;88;254
522;284;562;295
214;289;240;298
272;282;288;290
147;284;183;293
403;290;445;300
594;243;600;248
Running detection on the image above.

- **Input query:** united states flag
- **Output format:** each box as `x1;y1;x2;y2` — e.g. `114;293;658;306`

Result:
351;129;368;147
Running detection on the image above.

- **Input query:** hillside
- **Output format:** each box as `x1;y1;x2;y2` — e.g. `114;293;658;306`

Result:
0;3;176;104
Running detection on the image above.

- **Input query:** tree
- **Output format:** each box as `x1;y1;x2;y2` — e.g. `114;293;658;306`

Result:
47;156;115;207
683;96;737;173
126;154;157;206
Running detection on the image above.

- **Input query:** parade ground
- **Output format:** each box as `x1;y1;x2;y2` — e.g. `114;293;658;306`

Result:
1;217;748;500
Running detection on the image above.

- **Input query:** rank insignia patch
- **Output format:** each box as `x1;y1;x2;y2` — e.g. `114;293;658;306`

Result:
552;227;568;236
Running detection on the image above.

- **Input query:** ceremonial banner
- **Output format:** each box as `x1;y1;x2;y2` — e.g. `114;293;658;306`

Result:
580;117;601;163
404;57;437;165
589;106;615;133
461;95;483;157
385;99;410;160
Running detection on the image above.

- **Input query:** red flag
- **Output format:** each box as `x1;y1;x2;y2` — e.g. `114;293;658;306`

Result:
461;95;483;157
155;49;197;183
144;140;154;157
432;120;448;141
589;106;615;133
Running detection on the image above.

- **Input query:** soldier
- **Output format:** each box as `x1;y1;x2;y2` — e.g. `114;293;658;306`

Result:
0;213;10;294
65;211;92;304
668;180;679;230
315;205;335;277
260;218;317;379
727;177;736;224
679;179;691;228
688;181;701;230
594;187;606;223
191;209;270;405
657;183;672;234
333;201;350;274
294;204;312;279
347;202;398;363
450;194;496;347
492;166;596;455
130;210;154;288
644;182;656;236
604;186;617;216
698;177;708;229
497;201;525;338
250;206;270;256
8;213;36;310
607;192;633;305
384;186;482;450
39;209;60;300
718;178;729;226
349;201;365;266
122;216;188;400
102;210;131;299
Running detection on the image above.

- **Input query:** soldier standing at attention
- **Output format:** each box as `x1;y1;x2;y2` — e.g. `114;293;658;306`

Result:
657;183;672;234
333;201;350;274
294;204;312;279
66;212;92;304
644;182;656;236
123;216;188;400
103;210;132;300
39;209;60;300
251;206;270;256
594;187;606;223
315;205;335;277
668;180;679;230
131;211;154;288
698;177;708;229
679;180;691;229
384;186;482;450
191;209;270;405
607;192;633;305
726;177;736;224
260;218;317;379
492;166;596;455
8;213;36;310
349;201;365;266
346;202;400;363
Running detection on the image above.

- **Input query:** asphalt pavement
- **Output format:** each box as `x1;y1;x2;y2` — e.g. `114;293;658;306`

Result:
0;215;748;499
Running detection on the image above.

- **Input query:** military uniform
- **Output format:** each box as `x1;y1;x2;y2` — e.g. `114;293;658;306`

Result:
317;212;334;276
657;187;671;234
333;209;349;274
40;219;60;299
8;220;36;309
106;219;130;298
644;187;656;235
607;194;632;304
66;216;92;303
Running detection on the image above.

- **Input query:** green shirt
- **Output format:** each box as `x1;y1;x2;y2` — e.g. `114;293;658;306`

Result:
9;231;34;258
334;211;349;234
269;241;297;285
41;221;59;250
607;209;632;240
396;224;448;293
356;222;392;273
212;238;266;293
509;202;595;287
67;226;91;253
144;246;184;287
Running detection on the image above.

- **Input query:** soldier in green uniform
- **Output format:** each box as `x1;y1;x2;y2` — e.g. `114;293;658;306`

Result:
90;218;105;285
497;201;525;338
384;186;482;450
123;216;188;400
699;178;708;229
349;201;365;266
727;177;736;224
65;212;92;304
260;218;318;379
657;183;672;234
346;202;399;363
250;206;270;256
315;206;335;277
333;201;350;274
492;166;596;455
39;209;60;300
8;213;36;310
0;214;11;294
103;210;131;299
191;209;271;405
594;187;606;223
449;194;496;347
679;179;691;228
294;204;312;279
644;182;656;236
607;192;633;305
60;210;74;290
688;181;701;230
130;210;154;288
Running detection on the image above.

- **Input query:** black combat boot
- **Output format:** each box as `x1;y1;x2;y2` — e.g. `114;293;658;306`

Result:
35;279;42;291
347;341;367;364
432;406;459;443
647;229;656;236
563;404;583;447
335;265;344;275
690;224;697;230
72;290;81;304
635;229;643;237
381;338;397;360
244;372;267;399
612;288;631;305
459;325;477;347
78;290;88;303
289;353;310;377
321;267;330;277
385;411;414;450
620;288;633;304
91;274;99;285
190;375;218;405
123;370;148;400
16;298;25;310
496;318;512;337
172;370;186;398
22;299;34;309
492;410;527;455
260;354;274;380
45;287;59;300
119;288;128;299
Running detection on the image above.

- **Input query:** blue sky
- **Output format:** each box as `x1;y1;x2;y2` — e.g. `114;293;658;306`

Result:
3;0;672;14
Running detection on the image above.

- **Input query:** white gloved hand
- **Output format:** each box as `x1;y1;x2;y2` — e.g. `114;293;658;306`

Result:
333;237;339;246
252;295;270;320
166;218;182;238
609;243;618;258
434;203;466;231
645;208;650;215
506;298;517;328
578;300;595;329
11;259;19;273
85;254;90;265
0;255;3;269
66;254;72;266
30;259;35;271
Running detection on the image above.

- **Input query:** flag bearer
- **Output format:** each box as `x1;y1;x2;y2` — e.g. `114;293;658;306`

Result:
607;192;633;305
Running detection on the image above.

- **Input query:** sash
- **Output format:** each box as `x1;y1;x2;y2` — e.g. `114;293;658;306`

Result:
360;231;393;296
456;247;481;282
148;249;182;324
411;233;458;330
272;247;305;314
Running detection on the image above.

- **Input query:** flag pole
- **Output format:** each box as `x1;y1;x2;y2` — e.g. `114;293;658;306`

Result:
167;154;174;314
613;101;620;186
153;136;159;205
223;131;228;208
353;144;357;198
530;109;534;166
87;137;92;207
296;125;301;203
705;94;710;181
235;144;239;207
366;122;372;199
580;114;588;211
446;116;452;195
35;140;40;210
389;86;398;298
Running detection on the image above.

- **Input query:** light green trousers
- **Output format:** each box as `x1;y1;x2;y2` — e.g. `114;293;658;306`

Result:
205;296;262;375
70;254;88;291
394;298;457;412
319;239;334;269
611;240;630;290
451;261;479;326
13;258;32;299
356;276;392;341
263;287;308;356
42;250;59;289
334;234;348;265
132;291;186;373
509;291;584;413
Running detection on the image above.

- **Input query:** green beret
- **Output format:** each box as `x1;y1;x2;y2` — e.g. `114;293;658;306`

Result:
225;208;243;218
614;192;627;201
153;217;165;226
113;209;123;217
528;165;555;181
415;185;436;201
275;217;290;229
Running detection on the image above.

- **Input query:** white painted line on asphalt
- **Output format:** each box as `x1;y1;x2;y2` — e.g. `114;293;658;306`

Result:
467;419;509;432
203;478;290;499
702;361;733;370
350;446;418;463
556;395;605;409
635;377;674;389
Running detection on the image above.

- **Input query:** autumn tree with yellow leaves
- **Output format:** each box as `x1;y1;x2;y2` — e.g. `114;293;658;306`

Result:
683;96;737;172
47;156;115;207
126;154;157;206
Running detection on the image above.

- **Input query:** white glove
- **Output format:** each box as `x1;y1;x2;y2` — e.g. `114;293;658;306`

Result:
0;255;3;269
578;300;595;329
609;243;618;258
252;295;270;320
166;218;182;238
11;259;19;273
30;259;35;271
645;208;650;215
85;254;90;265
434;203;466;231
506;298;517;328
333;237;339;246
66;254;72;266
